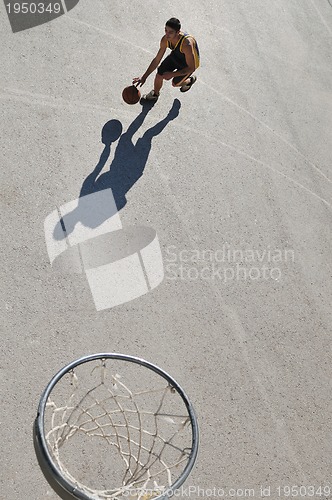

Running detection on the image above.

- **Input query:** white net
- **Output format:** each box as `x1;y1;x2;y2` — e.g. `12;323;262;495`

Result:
43;358;194;499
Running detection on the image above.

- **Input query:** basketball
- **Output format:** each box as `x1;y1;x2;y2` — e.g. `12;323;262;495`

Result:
122;85;141;105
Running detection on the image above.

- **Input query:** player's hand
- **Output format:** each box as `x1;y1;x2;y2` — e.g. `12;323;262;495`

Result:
133;76;146;87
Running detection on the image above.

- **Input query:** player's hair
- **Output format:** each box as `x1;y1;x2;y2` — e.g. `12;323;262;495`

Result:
166;18;181;31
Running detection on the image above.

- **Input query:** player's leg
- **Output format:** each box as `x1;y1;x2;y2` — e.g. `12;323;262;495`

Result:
142;55;177;101
172;74;197;92
172;73;191;87
153;73;164;95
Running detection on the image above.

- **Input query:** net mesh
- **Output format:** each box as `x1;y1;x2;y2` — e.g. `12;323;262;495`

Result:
43;358;194;499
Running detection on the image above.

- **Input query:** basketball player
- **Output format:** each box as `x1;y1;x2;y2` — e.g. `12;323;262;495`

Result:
133;18;200;102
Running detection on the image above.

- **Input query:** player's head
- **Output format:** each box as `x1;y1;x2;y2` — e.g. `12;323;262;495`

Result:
165;18;181;39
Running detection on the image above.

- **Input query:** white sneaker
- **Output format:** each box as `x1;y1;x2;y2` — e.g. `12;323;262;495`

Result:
142;90;159;101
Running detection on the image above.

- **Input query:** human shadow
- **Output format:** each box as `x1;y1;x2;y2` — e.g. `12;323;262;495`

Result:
53;99;181;241
81;98;181;210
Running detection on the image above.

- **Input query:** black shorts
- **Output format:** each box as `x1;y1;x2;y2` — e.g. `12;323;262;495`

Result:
157;54;192;86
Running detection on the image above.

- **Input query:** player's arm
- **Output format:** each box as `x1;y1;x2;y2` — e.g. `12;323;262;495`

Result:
162;38;196;80
133;37;167;86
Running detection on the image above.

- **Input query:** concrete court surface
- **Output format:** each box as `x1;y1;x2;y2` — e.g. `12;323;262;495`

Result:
0;0;331;499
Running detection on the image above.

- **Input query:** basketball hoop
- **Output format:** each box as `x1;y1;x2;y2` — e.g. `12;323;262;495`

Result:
34;354;199;500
